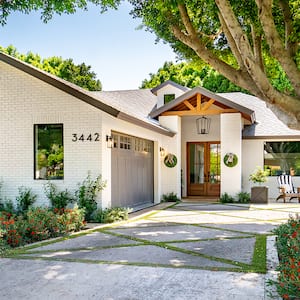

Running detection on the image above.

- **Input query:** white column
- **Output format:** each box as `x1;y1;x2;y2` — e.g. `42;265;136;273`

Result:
159;116;182;199
220;113;242;197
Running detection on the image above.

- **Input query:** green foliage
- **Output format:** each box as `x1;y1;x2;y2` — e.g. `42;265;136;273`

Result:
16;186;37;214
161;192;180;202
75;173;107;221
219;192;235;203
92;207;130;223
0;198;15;215
0;0;121;25
0;207;85;248
44;182;75;210
249;167;268;184
236;192;250;203
0;45;102;91
269;215;300;299
141;61;246;92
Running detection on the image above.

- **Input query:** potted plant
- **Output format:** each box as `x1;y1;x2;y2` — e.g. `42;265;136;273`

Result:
249;167;268;203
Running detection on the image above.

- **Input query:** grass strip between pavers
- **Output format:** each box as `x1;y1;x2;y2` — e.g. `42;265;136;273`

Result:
8;255;245;272
4;202;267;274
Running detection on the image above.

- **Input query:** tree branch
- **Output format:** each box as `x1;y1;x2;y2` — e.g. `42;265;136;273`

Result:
251;24;264;71
256;0;300;97
278;0;298;57
218;11;245;70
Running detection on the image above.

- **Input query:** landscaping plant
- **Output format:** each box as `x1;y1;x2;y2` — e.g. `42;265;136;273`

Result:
0;207;85;248
270;214;300;299
237;192;250;203
16;186;37;214
44;181;75;210
219;192;235;203
92;207;130;223
161;192;180;202
75;173;107;221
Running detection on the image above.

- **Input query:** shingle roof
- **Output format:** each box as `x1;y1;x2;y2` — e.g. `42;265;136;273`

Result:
0;51;174;137
219;92;300;138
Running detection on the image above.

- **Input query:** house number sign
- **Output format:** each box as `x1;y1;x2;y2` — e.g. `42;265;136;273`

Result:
72;133;100;142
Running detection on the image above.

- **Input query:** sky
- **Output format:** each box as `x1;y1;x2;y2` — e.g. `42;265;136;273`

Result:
0;2;178;91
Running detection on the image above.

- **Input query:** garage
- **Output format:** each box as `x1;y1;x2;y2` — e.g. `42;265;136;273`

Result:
111;132;154;209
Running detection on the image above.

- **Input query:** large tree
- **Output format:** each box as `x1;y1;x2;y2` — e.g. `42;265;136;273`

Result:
0;0;299;128
141;61;250;93
0;45;102;91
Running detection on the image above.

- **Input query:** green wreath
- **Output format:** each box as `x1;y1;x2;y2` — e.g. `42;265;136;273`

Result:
223;153;238;167
164;153;177;168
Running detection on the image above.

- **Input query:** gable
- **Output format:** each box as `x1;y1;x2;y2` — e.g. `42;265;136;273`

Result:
150;86;255;123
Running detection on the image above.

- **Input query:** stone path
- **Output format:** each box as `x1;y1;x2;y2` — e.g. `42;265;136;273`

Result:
1;201;299;299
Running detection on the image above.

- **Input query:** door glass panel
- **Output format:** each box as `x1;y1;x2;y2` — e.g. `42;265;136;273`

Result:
189;144;205;184
209;144;221;183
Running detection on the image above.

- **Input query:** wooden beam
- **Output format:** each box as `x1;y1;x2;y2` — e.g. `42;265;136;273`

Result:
183;100;196;111
196;94;201;112
161;108;239;116
202;99;215;111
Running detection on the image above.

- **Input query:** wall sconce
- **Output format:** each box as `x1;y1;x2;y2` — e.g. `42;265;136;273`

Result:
160;147;166;157
196;116;211;134
106;135;113;148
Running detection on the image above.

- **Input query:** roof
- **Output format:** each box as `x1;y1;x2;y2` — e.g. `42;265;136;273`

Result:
0;51;175;137
151;80;189;95
218;92;300;139
150;86;256;123
1;51;299;139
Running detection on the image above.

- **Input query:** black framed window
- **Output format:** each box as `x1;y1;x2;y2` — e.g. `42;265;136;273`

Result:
164;94;175;104
34;124;64;179
264;141;300;176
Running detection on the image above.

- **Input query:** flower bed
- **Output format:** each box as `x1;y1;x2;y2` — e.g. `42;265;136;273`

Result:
0;207;85;248
272;215;300;299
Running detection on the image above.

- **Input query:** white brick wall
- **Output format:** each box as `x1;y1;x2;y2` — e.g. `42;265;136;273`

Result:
0;60;180;208
0;61;103;206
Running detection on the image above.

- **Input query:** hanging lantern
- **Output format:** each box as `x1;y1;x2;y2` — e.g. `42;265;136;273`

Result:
196;116;211;134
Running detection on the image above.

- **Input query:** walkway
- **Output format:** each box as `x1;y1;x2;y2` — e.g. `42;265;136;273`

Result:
1;202;299;299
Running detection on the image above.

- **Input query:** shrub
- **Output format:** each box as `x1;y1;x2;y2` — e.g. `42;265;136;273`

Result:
16;186;37;214
0;207;86;248
92;207;130;223
269;214;300;299
237;192;250;203
219;192;235;203
161;192;180;202
249;166;268;184
44;182;75;210
0;199;15;215
75;173;107;221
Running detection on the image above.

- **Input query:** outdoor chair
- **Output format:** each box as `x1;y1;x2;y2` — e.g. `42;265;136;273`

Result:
276;174;300;203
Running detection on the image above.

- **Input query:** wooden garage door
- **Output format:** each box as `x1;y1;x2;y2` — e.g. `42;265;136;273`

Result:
111;132;154;208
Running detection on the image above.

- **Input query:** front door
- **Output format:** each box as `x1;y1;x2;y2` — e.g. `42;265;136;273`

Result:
187;142;221;196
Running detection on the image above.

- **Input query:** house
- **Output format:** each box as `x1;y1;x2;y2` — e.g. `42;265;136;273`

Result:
1;51;300;209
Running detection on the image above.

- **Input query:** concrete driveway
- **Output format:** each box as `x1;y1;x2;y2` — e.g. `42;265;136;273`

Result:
1;201;299;300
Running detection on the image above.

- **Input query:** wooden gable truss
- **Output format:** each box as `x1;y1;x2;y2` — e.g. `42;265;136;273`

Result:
161;93;239;117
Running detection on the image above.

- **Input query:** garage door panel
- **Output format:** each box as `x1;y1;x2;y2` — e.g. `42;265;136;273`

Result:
111;133;154;209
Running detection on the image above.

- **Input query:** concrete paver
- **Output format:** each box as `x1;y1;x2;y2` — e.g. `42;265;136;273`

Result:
0;202;291;299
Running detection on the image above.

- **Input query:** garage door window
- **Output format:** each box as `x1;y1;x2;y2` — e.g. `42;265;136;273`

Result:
120;136;131;150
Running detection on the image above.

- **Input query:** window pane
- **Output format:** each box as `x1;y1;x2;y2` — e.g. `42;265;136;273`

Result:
209;144;221;183
164;94;175;104
35;124;64;179
189;144;205;184
264;142;300;176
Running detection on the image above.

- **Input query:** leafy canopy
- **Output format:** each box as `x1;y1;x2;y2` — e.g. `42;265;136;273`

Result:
1;0;300;127
0;45;102;91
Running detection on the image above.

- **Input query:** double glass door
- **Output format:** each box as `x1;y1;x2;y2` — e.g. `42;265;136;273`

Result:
187;142;221;196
